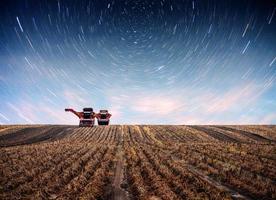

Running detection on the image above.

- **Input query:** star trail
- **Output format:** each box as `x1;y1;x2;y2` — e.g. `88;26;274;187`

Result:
0;0;275;125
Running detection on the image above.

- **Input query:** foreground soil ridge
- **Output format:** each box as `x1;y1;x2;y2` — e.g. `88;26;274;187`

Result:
0;125;275;200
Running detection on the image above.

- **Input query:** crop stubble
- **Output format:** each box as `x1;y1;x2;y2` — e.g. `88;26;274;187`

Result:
0;124;275;200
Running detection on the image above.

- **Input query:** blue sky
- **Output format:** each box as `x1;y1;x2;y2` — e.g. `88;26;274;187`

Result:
0;0;275;125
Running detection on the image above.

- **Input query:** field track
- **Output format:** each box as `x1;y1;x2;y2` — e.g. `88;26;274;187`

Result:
0;125;275;200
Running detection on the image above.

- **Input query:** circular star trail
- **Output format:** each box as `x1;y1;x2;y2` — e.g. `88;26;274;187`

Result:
0;0;275;124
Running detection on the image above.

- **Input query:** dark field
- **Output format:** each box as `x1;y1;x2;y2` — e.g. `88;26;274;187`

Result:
0;125;275;200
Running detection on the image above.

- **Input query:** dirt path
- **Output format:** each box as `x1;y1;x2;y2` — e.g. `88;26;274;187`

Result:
110;126;129;200
187;165;252;200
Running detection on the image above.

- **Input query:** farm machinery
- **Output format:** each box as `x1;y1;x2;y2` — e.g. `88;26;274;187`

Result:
97;110;112;125
65;108;112;127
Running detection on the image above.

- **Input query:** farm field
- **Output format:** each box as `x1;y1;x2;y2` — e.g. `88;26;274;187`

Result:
0;125;275;200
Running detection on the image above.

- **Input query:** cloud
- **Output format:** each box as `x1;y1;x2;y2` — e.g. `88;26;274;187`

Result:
108;104;123;120
104;81;273;124
63;89;89;107
260;114;276;124
130;95;183;115
106;90;187;124
7;101;80;125
192;82;269;114
7;102;35;124
40;106;77;124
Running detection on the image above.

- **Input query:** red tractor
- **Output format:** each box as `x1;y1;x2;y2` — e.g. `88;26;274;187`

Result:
96;110;112;125
65;108;112;127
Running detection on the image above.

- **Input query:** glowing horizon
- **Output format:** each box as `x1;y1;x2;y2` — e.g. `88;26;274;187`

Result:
0;0;275;125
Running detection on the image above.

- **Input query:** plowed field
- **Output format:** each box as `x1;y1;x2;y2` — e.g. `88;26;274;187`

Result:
0;125;275;200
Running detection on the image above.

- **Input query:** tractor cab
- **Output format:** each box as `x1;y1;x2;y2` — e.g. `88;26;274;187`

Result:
80;107;94;127
83;108;93;119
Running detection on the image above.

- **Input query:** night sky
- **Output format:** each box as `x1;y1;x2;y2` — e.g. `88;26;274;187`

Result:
0;0;275;125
